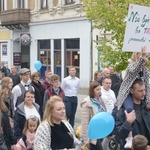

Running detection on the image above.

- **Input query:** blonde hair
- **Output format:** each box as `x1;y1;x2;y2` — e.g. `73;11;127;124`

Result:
43;96;64;126
69;66;75;70
23;115;40;135
0;77;12;112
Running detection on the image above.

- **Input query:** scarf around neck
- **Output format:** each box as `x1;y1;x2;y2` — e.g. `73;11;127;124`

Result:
90;97;105;113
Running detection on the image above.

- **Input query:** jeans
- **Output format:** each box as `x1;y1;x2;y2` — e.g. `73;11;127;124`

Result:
63;96;78;127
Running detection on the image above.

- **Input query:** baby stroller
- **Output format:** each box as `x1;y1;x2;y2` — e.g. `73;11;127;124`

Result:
109;136;119;150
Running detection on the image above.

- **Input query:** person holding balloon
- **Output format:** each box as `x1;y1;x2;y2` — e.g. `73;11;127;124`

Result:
80;81;106;150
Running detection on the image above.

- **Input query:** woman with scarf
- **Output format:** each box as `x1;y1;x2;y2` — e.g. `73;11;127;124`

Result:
80;81;106;150
31;72;45;118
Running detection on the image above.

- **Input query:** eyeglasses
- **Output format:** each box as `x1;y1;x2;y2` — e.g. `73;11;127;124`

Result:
27;115;39;121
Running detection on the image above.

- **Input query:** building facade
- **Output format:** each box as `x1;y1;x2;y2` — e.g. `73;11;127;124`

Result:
0;0;103;88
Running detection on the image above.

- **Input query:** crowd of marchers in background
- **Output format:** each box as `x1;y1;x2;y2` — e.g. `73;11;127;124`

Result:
0;46;150;150
0;64;81;150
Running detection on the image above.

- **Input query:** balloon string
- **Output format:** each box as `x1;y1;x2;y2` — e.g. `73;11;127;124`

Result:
82;139;89;149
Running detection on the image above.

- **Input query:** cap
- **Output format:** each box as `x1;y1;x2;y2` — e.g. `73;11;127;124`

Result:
19;68;30;75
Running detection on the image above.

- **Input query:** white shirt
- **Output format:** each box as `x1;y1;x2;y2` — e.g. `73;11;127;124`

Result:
101;86;116;114
24;105;41;122
12;81;34;110
61;75;80;97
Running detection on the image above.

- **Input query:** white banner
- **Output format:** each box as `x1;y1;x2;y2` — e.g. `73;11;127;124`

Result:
122;4;150;52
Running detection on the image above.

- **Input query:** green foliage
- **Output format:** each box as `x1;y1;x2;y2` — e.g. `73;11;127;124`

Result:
83;0;150;71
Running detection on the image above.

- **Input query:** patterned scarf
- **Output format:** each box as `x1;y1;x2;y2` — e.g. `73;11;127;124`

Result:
90;97;105;113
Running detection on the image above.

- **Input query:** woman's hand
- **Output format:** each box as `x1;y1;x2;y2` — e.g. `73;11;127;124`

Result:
141;46;149;65
141;46;148;58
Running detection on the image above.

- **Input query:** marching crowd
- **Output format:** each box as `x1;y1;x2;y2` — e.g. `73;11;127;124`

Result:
0;46;150;150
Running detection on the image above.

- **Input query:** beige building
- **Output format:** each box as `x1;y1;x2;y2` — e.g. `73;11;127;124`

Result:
0;0;105;88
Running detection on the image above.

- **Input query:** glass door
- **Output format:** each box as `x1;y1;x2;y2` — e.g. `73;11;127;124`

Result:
54;51;61;78
38;40;50;78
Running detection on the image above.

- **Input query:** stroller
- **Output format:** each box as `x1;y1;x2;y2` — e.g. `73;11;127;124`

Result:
108;106;120;150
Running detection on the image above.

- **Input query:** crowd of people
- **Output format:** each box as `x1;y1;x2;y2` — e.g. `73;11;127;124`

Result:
0;65;81;150
0;46;150;150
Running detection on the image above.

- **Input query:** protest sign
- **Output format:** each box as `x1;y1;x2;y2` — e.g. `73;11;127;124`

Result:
122;4;150;52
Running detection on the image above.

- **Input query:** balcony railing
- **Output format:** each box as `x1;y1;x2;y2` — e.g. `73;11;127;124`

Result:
0;9;30;30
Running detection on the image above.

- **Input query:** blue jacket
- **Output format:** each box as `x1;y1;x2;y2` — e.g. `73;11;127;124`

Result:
14;102;40;140
115;100;150;150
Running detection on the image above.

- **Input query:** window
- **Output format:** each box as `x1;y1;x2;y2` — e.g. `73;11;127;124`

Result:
54;40;61;78
66;0;75;4
38;40;51;78
0;0;5;11
18;0;25;8
65;38;80;78
41;0;50;8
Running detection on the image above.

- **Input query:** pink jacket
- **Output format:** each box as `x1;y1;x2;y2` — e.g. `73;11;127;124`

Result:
16;130;35;150
16;138;26;150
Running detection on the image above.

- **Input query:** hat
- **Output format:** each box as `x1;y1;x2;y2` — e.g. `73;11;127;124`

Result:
19;68;30;75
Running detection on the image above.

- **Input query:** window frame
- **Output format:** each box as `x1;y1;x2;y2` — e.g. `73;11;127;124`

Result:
41;0;50;9
0;0;5;12
65;0;75;5
17;0;25;9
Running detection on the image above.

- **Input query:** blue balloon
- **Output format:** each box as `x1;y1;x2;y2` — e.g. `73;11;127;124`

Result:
34;61;42;71
88;112;115;139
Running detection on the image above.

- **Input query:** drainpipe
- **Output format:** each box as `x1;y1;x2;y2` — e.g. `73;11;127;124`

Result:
90;20;93;81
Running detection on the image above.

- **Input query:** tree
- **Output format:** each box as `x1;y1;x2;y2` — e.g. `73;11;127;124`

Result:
83;0;150;71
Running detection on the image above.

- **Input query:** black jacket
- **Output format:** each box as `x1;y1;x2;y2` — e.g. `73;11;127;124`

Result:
115;100;150;150
31;81;45;118
2;112;17;149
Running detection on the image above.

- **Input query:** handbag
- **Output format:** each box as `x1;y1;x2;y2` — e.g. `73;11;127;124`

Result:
0;110;8;150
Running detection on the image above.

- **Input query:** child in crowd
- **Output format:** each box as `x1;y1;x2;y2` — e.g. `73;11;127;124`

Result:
131;135;149;150
16;115;40;150
116;46;150;149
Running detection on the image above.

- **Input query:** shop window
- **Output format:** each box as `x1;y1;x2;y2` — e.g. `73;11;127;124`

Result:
54;39;61;78
65;0;75;4
38;40;51;78
66;51;79;67
66;38;79;49
17;0;25;8
41;0;50;8
65;38;80;78
39;40;50;49
54;39;61;49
